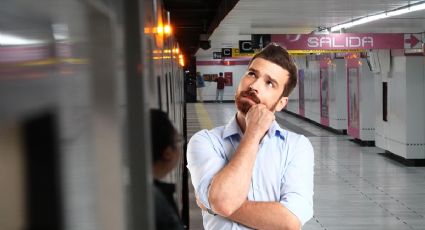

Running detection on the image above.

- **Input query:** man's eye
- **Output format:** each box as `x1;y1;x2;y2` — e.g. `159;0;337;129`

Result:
267;81;274;87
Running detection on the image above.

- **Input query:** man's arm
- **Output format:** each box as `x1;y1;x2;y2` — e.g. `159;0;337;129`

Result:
195;199;300;230
230;135;314;228
229;201;300;230
208;104;274;217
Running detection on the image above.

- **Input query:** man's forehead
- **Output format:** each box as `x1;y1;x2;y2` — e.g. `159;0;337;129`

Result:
248;58;290;82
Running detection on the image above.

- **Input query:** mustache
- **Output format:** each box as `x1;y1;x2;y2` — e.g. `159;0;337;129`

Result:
239;90;261;104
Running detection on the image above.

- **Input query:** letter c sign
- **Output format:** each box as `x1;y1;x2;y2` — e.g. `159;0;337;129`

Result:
222;48;232;57
239;40;254;53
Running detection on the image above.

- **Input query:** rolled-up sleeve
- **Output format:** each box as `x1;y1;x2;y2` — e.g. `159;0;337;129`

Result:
187;130;227;210
280;135;314;225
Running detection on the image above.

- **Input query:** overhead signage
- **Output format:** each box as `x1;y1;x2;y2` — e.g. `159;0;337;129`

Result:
272;33;409;50
238;40;254;53
213;52;222;59
251;34;271;49
404;33;423;49
232;48;255;57
221;48;232;57
288;49;365;54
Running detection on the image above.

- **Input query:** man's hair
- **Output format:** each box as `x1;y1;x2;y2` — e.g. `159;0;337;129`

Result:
219;72;223;77
150;109;177;163
249;43;297;97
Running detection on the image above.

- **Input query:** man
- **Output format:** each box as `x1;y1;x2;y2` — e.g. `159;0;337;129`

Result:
187;44;314;230
151;109;184;230
196;71;205;102
215;72;226;103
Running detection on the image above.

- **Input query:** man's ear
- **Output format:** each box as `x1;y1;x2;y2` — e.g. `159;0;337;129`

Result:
275;96;288;111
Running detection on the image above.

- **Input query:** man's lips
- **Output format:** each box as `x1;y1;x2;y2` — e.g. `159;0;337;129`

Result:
241;95;258;105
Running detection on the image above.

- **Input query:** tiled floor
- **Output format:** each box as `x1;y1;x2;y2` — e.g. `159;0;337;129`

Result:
186;102;425;230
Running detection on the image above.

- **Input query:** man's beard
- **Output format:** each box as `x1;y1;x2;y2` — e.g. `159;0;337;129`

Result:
235;89;281;114
235;90;261;114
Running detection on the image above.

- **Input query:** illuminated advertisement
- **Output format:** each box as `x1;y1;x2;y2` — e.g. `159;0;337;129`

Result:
320;68;329;126
298;69;305;116
224;72;233;86
347;67;360;139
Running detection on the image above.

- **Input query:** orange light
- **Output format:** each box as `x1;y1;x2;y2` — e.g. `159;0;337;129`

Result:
164;25;172;35
157;25;164;34
179;54;184;66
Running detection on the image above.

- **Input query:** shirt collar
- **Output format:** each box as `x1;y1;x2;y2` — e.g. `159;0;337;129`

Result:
223;115;243;139
223;114;285;140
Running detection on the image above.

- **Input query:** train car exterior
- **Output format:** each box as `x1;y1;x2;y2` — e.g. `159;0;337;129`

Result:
0;0;185;229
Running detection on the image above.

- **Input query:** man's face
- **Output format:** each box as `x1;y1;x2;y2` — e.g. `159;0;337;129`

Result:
235;57;289;114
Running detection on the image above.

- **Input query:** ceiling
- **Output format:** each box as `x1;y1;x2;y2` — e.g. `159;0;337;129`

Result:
196;0;425;58
163;0;237;63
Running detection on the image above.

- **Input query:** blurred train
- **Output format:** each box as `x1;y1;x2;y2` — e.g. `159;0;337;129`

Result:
0;0;187;229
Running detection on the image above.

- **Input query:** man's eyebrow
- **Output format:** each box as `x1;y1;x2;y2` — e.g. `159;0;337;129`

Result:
248;67;258;73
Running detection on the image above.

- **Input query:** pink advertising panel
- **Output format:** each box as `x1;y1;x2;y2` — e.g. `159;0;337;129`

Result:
347;62;360;139
272;33;405;50
320;67;330;126
224;72;233;86
298;69;305;117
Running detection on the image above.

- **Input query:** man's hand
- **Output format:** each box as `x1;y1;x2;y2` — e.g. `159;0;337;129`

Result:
244;104;275;141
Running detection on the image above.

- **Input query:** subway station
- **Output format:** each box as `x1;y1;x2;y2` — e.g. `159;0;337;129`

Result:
1;0;425;229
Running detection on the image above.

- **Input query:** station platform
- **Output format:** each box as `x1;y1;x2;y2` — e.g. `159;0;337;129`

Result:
186;102;425;230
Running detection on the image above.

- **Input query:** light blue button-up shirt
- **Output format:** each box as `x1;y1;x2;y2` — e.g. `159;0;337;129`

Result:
187;116;314;229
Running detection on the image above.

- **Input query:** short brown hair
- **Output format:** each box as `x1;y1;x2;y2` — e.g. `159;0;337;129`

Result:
249;43;297;97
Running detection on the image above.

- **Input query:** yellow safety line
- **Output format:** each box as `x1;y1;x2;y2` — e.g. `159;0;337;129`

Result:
194;103;213;130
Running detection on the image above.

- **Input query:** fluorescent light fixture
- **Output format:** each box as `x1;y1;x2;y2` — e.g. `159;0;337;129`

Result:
0;33;43;46
330;1;425;32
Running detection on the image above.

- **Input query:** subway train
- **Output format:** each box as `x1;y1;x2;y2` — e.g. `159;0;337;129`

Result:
0;0;187;229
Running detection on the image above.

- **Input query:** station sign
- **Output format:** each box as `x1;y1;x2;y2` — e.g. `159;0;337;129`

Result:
213;52;222;59
404;33;423;49
220;48;255;58
221;48;232;57
232;48;255;57
271;33;418;50
251;34;271;49
238;40;254;53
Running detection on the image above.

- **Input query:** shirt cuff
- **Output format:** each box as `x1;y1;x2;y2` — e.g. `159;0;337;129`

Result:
281;197;313;226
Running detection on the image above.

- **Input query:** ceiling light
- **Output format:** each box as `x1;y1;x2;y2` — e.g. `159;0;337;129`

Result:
330;1;425;32
0;33;43;46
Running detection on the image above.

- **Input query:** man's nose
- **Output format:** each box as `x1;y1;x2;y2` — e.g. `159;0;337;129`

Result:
249;79;260;93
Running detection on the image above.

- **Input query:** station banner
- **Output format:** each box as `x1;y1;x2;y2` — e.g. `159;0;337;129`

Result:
272;33;409;50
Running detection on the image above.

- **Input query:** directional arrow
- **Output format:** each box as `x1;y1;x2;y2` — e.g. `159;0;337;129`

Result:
405;34;421;48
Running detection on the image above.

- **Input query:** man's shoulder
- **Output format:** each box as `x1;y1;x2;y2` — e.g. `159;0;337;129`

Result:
189;126;225;143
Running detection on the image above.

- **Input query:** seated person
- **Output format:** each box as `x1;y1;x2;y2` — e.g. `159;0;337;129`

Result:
151;109;184;230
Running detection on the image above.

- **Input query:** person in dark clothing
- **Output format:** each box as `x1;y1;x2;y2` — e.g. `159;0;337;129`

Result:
151;109;184;230
215;72;226;103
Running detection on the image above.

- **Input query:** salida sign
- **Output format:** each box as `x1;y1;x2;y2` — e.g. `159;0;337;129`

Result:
307;36;373;48
272;33;406;50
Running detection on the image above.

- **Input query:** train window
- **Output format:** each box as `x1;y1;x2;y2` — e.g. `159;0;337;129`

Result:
23;112;62;229
157;75;162;110
165;73;169;114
